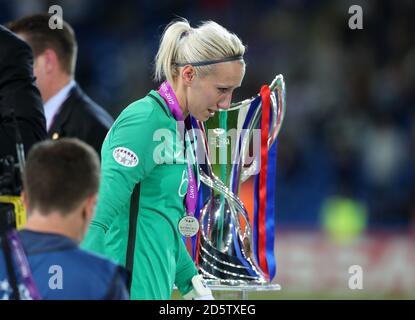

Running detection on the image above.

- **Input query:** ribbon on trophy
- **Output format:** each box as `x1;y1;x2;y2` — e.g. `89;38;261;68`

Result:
252;85;277;281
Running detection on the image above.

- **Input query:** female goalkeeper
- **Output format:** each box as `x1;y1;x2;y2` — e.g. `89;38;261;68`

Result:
82;18;246;300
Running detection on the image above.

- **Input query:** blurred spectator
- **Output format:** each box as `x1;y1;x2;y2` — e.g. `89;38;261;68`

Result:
7;14;113;156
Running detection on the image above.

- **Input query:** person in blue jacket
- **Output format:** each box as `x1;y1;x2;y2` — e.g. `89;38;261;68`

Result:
0;138;129;300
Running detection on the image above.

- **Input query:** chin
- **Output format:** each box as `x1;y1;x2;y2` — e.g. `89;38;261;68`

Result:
192;113;209;122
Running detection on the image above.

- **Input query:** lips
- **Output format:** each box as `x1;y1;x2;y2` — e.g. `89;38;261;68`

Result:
208;108;216;117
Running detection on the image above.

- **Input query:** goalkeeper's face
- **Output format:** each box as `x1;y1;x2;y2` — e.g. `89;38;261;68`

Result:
187;61;245;121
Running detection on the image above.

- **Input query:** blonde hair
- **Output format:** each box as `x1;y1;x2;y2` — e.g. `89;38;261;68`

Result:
154;18;246;84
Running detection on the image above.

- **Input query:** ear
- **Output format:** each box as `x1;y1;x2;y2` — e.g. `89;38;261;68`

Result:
84;194;98;221
42;48;59;74
180;65;196;86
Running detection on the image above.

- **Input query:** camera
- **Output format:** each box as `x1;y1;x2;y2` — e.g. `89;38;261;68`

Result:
0;155;24;233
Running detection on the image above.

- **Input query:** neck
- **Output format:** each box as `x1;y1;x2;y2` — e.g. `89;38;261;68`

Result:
43;73;72;104
171;81;189;118
24;209;82;243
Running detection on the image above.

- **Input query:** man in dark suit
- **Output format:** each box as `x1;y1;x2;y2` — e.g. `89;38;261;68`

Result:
0;25;47;160
7;14;113;156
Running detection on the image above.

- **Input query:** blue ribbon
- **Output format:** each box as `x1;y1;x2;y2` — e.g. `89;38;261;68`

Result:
265;140;277;280
231;221;257;277
231;96;262;193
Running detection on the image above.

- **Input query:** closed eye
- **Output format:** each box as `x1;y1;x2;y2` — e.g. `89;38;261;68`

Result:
218;87;230;94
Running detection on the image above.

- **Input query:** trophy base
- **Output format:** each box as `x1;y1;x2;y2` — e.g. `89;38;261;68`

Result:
205;280;282;300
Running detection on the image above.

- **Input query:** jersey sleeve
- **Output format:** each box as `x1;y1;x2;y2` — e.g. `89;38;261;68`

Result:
81;100;161;255
174;238;199;296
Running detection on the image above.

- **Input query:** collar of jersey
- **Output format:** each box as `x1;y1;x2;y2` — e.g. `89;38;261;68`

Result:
148;90;174;119
18;229;78;255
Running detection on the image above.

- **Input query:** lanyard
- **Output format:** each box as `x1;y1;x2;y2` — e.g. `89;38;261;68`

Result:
6;230;41;299
158;81;198;216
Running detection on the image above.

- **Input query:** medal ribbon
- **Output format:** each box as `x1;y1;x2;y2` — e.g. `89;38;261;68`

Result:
158;81;198;217
158;81;199;257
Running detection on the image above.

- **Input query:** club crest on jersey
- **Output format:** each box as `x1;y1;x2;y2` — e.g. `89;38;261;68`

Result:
113;147;139;167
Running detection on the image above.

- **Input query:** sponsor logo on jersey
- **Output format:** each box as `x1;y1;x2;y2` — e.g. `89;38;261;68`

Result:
113;147;139;167
178;169;187;197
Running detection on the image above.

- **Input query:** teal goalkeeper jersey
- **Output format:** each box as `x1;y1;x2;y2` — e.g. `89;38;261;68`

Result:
81;90;198;299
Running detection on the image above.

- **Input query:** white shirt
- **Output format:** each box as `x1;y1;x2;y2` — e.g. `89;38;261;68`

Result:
44;80;76;131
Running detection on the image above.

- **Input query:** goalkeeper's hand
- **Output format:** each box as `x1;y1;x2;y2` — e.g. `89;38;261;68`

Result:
183;275;214;300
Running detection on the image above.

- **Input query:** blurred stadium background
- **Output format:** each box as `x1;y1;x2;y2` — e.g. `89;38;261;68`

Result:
1;0;414;299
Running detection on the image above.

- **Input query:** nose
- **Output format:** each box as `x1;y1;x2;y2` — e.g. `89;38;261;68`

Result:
217;93;232;110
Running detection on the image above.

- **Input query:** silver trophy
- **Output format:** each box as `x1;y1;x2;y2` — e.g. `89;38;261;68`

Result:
190;75;286;293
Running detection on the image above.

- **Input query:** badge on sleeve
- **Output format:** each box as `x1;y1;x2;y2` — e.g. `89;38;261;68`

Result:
113;147;139;167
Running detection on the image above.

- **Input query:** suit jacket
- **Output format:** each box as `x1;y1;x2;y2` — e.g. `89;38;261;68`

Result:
48;84;114;156
0;25;47;159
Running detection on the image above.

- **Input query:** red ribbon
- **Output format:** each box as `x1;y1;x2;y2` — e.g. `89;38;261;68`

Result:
185;237;193;257
195;229;201;267
258;85;271;280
